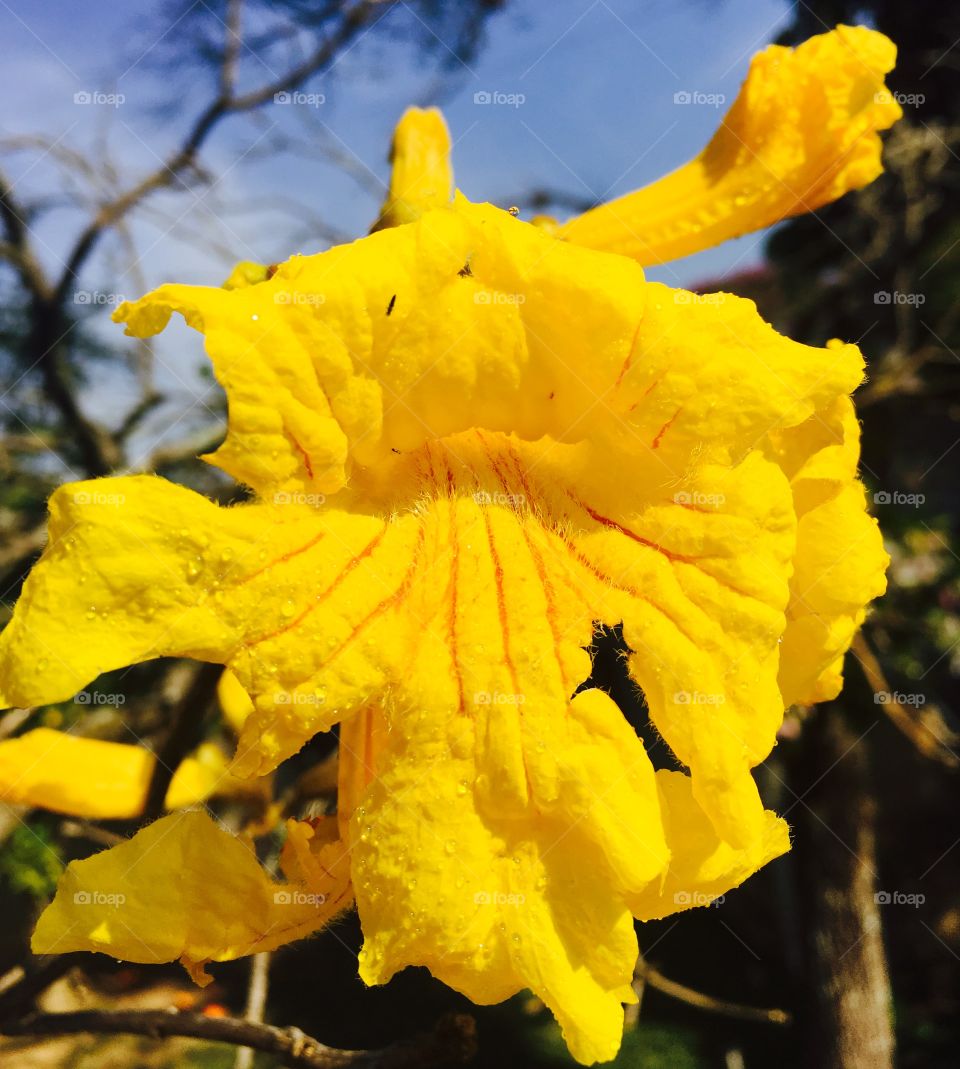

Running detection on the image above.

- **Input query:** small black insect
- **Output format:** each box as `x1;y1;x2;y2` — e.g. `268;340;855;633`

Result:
457;261;473;278
386;293;397;316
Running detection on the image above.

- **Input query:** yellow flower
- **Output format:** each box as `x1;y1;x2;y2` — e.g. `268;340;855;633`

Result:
0;25;895;1065
0;729;263;819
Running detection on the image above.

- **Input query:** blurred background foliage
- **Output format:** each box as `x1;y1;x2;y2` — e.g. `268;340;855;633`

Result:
0;0;958;1067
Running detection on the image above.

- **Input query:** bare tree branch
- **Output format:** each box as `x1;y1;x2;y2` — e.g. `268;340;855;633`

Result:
1;1008;477;1069
53;0;393;303
634;957;791;1025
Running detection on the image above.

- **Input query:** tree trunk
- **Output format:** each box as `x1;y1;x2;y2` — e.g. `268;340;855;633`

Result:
791;705;895;1069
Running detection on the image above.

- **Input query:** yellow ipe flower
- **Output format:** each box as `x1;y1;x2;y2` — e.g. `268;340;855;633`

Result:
0;26;897;1064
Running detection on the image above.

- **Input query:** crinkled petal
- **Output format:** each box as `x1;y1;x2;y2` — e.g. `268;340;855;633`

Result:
351;714;643;1066
113;199;651;498
559;26;901;264
629;770;789;920
32;810;352;977
0;475;419;780
769;396;888;705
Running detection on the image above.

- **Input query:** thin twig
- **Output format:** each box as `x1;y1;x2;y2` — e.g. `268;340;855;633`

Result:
851;632;959;768
53;0;391;303
635;957;791;1025
1;1008;477;1069
234;951;271;1069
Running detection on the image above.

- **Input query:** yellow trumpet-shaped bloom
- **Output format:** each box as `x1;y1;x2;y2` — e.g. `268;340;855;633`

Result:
372;106;453;230
0;24;896;1065
559;25;901;264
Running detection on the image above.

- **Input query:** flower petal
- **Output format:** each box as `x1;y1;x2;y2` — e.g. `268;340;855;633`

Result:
629;770;789;920
32;810;352;977
112;199;650;499
0;729;258;819
373;106;454;230
351;719;641;1065
217;667;255;733
559;26;901;264
769;396;888;705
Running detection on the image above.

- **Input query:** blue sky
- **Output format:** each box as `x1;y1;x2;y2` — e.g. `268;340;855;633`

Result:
0;0;794;455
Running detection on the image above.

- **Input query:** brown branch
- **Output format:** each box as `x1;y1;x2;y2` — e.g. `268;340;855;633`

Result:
0;956;85;1023
0;1008;477;1069
634;957;791;1025
53;0;392;303
143;662;223;818
116;390;165;442
0;170;51;299
141;422;227;472
851;631;959;768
